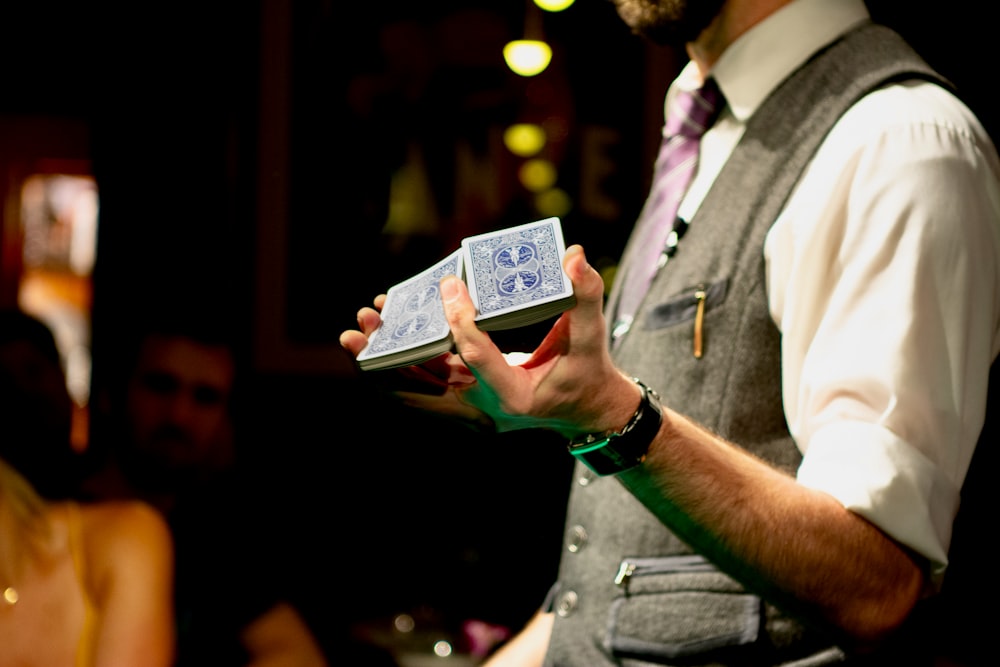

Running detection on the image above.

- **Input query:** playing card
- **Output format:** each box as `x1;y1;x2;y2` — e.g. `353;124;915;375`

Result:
355;249;464;370
461;217;575;330
352;217;575;372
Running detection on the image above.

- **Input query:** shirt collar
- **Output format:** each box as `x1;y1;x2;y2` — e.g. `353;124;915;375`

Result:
668;0;872;125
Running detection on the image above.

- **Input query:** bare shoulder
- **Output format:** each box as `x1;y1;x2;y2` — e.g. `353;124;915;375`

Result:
81;499;171;541
77;500;173;567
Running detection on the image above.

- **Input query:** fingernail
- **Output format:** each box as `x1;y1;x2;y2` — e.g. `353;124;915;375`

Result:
440;276;459;302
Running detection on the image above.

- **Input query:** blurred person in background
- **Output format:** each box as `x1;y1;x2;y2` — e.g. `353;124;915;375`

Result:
79;309;329;667
0;307;175;667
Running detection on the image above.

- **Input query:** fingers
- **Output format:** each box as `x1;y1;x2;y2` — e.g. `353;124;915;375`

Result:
339;330;368;356
440;275;508;379
339;305;385;356
439;247;606;378
532;245;607;362
357;306;384;334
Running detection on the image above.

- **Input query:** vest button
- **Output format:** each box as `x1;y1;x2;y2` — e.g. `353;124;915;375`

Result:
556;590;578;617
577;467;596;486
567;525;588;553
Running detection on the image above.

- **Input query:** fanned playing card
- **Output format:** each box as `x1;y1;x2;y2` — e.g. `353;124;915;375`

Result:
355;249;463;371
355;217;575;371
461;217;575;331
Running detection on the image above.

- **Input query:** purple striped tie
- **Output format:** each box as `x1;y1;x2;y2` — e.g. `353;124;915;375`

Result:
612;78;723;341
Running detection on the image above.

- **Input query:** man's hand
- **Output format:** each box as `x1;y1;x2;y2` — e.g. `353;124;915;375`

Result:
439;244;640;437
339;245;640;437
339;292;490;429
339;292;386;357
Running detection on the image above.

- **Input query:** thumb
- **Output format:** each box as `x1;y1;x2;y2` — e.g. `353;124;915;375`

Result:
440;275;504;373
564;244;605;316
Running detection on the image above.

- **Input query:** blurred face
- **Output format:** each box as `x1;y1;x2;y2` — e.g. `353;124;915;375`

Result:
0;339;73;443
0;339;75;493
611;0;726;46
125;335;235;478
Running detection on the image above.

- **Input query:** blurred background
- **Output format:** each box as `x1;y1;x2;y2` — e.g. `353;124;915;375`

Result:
0;1;994;664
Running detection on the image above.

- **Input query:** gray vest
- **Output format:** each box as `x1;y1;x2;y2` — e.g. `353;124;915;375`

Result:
546;23;948;666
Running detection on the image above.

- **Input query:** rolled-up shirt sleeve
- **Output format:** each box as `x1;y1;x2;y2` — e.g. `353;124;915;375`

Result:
766;81;1000;584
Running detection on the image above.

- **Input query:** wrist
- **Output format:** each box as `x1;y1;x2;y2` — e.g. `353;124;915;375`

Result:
567;378;662;475
573;372;643;437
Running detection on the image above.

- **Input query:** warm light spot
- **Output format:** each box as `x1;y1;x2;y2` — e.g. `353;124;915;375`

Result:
432;640;453;657
534;0;576;11
518;158;558;192
503;123;546;157
393;613;415;633
535;187;572;218
503;40;552;76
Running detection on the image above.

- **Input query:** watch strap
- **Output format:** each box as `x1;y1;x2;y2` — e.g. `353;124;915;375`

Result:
567;378;662;475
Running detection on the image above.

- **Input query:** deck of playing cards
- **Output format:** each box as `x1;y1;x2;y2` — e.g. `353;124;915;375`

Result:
356;217;576;371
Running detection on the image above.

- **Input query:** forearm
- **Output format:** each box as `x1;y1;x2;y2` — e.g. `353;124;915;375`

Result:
481;610;552;667
617;406;925;648
430;246;927;647
242;603;328;667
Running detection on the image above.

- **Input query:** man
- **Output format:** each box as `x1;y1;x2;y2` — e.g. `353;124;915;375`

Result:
342;0;1000;664
82;315;329;667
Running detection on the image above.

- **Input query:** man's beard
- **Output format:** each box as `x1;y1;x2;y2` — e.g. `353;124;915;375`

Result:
611;0;726;46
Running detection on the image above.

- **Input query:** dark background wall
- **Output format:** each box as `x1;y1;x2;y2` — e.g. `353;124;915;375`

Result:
0;0;659;649
2;0;997;656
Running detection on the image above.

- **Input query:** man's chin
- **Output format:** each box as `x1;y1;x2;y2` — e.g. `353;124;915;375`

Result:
612;0;724;48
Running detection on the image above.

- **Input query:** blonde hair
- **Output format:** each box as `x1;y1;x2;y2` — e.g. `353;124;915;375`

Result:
0;456;52;586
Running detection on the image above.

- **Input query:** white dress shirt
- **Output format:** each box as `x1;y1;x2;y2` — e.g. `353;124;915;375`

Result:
671;0;1000;582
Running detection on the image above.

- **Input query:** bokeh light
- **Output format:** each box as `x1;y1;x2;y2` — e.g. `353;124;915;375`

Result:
518;158;558;192
393;613;415;633
503;40;552;76
535;187;572;218
534;0;576;11
433;640;454;657
503;123;547;157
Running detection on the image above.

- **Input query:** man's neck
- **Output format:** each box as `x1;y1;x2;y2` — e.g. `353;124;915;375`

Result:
688;0;796;74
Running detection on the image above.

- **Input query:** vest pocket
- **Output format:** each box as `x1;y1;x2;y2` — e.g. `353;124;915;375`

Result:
643;280;728;330
606;554;761;663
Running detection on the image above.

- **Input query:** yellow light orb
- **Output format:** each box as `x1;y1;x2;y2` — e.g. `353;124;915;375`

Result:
534;0;576;11
535;188;572;218
503;123;547;157
519;158;558;192
503;40;552;77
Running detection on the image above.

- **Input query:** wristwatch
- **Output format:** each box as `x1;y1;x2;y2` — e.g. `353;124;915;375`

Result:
567;378;662;476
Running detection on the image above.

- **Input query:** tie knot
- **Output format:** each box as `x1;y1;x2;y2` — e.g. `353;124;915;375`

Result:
664;78;723;139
